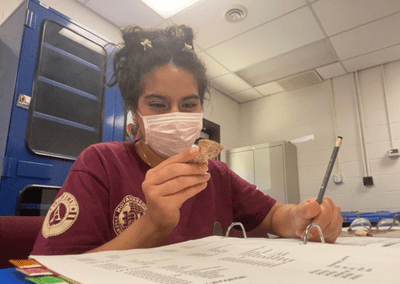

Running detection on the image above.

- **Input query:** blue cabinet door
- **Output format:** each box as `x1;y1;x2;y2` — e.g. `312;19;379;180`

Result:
0;0;124;215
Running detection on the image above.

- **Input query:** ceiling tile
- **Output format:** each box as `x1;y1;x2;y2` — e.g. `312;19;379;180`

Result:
73;0;400;105
330;13;400;60
313;0;400;36
315;62;347;80
85;0;164;27
170;0;306;50
197;51;229;79
236;39;336;86
255;82;285;96
210;73;252;95
229;89;263;103
154;19;175;28
193;43;202;52
205;7;325;71
342;44;400;73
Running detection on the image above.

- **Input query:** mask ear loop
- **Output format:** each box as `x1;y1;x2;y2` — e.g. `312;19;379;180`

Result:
133;111;144;142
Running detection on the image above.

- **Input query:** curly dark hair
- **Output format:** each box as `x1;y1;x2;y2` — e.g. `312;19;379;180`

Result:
109;25;209;111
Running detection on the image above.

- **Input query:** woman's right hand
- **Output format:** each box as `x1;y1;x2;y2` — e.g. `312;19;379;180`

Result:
141;146;210;232
87;146;208;253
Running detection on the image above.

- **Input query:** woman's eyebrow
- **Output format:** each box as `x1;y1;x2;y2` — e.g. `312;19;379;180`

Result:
142;94;199;101
181;94;200;101
143;94;167;100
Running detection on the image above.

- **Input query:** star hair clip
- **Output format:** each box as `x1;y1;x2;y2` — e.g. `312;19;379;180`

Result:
183;43;193;51
141;39;153;51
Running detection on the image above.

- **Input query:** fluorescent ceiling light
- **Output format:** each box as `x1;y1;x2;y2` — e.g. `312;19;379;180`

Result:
141;0;201;18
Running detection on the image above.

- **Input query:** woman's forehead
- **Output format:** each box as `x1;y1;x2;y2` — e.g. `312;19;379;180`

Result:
140;65;199;97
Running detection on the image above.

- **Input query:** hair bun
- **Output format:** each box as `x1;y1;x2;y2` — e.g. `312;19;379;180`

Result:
121;26;144;49
165;25;194;49
179;25;194;45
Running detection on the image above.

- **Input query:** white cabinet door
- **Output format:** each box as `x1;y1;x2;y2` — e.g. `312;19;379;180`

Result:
254;146;285;203
227;150;255;184
227;141;299;204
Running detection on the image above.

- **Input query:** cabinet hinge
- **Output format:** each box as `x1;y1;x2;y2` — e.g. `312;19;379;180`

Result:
24;9;37;29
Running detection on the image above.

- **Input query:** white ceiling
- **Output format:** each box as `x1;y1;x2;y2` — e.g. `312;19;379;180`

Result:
75;0;400;103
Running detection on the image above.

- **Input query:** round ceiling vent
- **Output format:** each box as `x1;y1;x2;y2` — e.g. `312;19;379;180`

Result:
224;5;248;23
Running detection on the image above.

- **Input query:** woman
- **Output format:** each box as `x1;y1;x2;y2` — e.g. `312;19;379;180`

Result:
32;25;342;255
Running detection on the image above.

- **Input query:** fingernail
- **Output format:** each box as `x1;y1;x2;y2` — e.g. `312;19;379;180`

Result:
200;165;208;171
190;146;199;154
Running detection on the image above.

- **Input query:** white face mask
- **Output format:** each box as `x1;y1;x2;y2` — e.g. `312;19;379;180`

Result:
138;111;203;157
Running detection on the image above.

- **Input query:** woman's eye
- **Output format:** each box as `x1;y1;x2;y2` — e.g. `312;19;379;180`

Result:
148;102;167;108
181;102;198;109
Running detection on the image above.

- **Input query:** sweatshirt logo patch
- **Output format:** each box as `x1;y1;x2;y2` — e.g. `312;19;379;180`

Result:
113;195;147;235
42;192;79;238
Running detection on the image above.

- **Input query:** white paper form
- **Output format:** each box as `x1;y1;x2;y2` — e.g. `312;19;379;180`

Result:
32;236;400;284
336;236;400;247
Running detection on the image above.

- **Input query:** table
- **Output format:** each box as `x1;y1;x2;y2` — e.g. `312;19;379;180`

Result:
0;268;32;283
341;211;400;225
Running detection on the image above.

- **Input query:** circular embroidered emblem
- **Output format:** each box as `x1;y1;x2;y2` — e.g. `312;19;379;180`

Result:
113;195;148;235
42;192;79;238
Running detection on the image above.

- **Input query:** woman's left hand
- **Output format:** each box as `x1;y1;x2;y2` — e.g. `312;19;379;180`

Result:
290;197;343;243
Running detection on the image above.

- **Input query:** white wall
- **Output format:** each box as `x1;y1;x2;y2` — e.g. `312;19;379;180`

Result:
203;87;241;162
0;0;21;24
239;60;400;212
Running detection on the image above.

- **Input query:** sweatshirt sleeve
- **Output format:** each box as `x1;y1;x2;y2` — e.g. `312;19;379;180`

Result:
31;144;112;255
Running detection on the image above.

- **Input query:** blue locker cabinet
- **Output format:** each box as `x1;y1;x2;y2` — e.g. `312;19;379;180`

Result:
0;0;125;216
